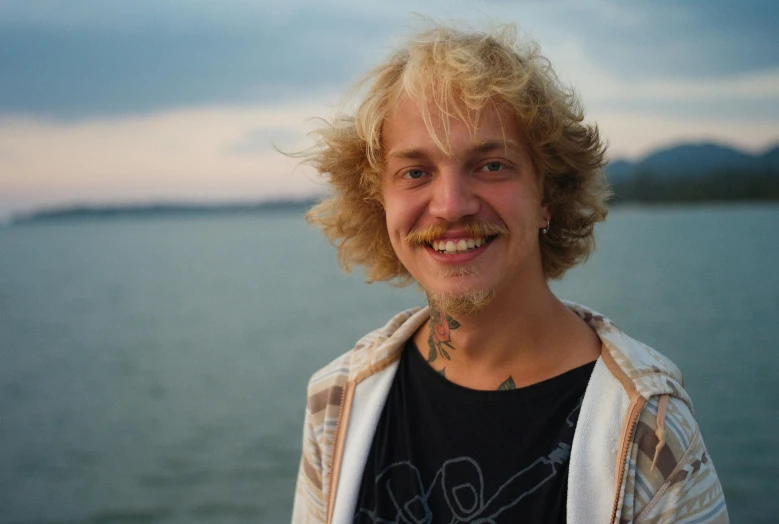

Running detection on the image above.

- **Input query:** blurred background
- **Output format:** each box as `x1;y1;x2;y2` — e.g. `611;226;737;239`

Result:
1;1;777;523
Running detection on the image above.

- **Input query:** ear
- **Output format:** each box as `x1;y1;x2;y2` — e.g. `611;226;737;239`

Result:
539;203;550;228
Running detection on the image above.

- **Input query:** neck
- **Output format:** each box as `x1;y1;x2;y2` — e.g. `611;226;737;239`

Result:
414;275;601;390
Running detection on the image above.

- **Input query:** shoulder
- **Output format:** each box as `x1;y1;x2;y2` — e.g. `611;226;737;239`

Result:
293;307;429;521
566;302;728;521
569;302;683;381
305;306;427;403
593;322;727;521
566;301;690;404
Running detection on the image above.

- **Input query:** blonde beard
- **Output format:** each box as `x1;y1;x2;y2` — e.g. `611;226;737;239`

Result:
427;288;496;317
422;265;496;316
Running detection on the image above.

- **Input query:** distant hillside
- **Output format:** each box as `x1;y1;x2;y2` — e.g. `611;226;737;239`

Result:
762;146;779;169
605;142;779;203
11;199;319;225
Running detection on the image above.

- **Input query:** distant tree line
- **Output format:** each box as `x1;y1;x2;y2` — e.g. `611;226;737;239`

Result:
604;142;779;204
609;169;779;203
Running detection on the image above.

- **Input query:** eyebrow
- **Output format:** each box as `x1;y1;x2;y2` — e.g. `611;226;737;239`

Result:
473;140;521;154
386;140;521;160
386;147;428;160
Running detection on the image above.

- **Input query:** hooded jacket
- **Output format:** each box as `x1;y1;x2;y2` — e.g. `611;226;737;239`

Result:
292;303;728;523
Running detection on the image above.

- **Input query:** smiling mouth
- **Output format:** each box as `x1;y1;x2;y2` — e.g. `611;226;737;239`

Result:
426;235;497;254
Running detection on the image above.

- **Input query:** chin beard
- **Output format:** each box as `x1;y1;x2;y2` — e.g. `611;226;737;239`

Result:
427;289;496;317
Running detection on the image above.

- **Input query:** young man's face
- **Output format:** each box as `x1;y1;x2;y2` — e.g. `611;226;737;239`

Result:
381;96;549;312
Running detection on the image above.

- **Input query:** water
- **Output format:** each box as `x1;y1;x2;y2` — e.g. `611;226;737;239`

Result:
0;205;777;523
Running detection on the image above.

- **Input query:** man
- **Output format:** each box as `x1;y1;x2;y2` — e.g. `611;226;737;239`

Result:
292;24;728;523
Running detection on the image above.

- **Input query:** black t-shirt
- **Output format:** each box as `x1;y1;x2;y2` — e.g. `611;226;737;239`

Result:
354;340;595;524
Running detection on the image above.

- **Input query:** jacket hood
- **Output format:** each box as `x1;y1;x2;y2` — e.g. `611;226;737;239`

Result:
564;301;693;411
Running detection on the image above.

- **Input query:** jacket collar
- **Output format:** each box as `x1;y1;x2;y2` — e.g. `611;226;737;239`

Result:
348;302;691;408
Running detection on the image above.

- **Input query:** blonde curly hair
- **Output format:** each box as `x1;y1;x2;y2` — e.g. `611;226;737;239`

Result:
302;23;610;283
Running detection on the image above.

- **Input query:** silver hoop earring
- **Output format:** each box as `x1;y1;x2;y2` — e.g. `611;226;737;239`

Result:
540;218;550;235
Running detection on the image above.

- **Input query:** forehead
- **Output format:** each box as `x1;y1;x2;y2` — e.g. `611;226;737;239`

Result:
382;95;523;156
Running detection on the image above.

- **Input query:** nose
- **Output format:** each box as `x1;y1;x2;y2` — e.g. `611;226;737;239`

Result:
428;170;479;223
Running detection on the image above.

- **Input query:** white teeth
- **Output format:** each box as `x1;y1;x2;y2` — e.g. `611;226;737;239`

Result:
430;237;494;253
432;236;490;253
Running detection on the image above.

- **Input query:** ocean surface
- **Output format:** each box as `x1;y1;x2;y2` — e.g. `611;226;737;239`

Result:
1;205;777;523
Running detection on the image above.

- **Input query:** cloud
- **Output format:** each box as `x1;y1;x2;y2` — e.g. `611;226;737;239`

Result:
595;69;779;101
550;0;779;79
0;100;333;215
575;67;779;122
597;111;779;160
225;127;303;157
0;1;398;118
3;0;777;120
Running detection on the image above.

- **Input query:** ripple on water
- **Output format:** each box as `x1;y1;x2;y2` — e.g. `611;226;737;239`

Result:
138;469;215;488
189;502;263;519
86;507;173;523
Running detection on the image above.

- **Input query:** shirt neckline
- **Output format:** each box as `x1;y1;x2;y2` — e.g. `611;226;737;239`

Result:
405;338;597;402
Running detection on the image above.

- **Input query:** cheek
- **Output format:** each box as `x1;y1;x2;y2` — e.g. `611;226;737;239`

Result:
382;198;409;252
383;190;423;231
489;194;544;243
501;183;543;215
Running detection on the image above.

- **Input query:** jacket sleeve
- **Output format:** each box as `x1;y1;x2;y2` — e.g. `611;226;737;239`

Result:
291;390;327;523
630;396;729;524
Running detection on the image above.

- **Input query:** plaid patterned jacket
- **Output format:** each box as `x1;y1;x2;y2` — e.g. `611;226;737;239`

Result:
292;304;728;523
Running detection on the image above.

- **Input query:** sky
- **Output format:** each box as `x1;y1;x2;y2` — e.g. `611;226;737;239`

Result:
1;0;778;217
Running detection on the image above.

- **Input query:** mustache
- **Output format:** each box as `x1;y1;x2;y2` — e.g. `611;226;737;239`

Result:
406;221;510;246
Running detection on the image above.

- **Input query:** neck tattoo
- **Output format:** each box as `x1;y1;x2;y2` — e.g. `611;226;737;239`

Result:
426;307;516;391
427;306;460;362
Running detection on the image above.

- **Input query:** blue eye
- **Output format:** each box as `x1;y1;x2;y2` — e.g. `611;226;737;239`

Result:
404;169;426;179
482;162;504;172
